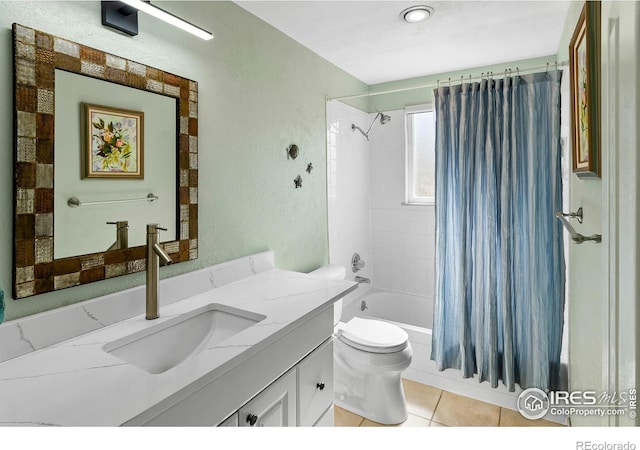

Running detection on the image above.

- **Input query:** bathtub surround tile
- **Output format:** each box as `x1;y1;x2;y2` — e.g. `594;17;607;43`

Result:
412;257;430;279
409;210;429;235
391;209;412;234
370;208;392;232
432;390;500;426
402;378;442;420
372;264;392;290
326;102;374;280
372;231;392;265
402;265;421;295
412;234;430;254
390;233;403;257
391;264;407;293
404;233;419;258
333;406;364;427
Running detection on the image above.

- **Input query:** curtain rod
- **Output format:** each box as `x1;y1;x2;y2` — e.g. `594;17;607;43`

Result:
328;60;569;102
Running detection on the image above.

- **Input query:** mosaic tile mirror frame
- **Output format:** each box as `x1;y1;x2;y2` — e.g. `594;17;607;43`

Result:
12;23;199;299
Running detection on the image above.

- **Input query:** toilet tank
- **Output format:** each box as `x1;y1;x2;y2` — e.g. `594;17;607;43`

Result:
308;265;345;326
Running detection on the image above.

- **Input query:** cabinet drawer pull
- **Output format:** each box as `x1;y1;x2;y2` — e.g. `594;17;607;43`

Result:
316;382;325;391
246;414;258;426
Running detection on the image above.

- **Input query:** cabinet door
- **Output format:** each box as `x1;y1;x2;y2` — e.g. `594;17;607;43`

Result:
217;413;238;427
313;405;334;427
297;338;334;426
239;370;297;427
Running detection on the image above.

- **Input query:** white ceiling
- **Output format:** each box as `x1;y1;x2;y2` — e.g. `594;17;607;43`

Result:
235;0;571;85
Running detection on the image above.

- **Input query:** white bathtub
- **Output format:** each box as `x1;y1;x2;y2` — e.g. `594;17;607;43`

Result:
340;287;526;412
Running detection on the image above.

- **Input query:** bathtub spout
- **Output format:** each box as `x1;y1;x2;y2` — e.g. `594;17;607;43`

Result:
355;276;371;284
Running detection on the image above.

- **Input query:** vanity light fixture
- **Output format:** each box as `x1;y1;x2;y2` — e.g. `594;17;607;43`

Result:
102;1;214;40
400;5;434;23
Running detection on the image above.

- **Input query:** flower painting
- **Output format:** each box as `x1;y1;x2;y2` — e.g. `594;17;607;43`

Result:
569;1;600;178
577;39;589;165
84;104;144;178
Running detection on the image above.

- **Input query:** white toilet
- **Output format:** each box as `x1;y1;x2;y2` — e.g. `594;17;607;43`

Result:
310;265;413;425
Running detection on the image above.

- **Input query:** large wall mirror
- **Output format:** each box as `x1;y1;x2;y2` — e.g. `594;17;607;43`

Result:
12;23;198;299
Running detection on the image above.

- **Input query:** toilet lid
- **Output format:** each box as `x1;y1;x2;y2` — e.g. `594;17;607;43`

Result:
337;317;409;354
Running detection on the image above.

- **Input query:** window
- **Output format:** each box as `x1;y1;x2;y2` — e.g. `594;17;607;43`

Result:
405;104;436;205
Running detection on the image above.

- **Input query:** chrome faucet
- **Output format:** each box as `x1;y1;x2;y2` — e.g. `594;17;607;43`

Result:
146;224;172;320
355;275;371;284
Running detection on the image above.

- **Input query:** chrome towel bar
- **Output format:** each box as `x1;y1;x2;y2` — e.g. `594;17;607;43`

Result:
557;206;583;223
68;193;158;208
555;210;601;244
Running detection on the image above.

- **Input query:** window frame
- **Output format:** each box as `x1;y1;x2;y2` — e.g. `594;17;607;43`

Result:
404;103;436;206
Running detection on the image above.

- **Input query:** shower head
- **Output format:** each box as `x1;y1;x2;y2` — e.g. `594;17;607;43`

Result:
351;111;391;140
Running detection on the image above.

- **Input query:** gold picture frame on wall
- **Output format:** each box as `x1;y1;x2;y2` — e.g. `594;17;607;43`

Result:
569;1;601;178
84;104;144;179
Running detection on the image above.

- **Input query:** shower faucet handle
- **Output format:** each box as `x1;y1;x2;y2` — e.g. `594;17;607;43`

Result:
351;252;365;273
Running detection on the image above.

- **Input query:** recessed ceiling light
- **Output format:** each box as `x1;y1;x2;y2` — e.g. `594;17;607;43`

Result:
400;5;434;24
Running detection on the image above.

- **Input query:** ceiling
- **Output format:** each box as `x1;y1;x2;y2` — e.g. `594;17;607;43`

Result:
235;1;571;85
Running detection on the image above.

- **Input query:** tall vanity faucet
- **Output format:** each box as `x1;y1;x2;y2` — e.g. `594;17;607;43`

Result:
146;224;173;320
106;220;129;251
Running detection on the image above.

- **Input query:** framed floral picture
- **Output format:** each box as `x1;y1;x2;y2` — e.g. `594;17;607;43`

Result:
569;1;601;178
84;103;144;179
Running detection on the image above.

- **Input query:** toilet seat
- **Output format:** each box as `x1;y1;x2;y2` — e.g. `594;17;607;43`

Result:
336;317;409;354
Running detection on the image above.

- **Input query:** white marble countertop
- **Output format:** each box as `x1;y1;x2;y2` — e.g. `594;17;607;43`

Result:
0;269;356;426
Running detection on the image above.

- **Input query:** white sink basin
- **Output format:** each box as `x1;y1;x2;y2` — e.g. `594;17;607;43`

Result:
104;304;265;374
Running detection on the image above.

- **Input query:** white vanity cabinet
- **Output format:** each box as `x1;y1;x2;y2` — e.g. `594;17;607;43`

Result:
134;305;336;427
239;370;297;427
218;413;239;427
0;253;358;427
296;339;334;426
225;337;334;427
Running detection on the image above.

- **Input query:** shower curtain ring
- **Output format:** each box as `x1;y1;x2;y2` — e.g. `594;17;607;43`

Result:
516;67;520;77
546;62;549;73
555;61;558;71
448;77;451;86
437;79;440;88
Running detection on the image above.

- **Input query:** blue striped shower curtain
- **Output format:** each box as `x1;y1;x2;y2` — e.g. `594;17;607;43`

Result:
430;71;565;391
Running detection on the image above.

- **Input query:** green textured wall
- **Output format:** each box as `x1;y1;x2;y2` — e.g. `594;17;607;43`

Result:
0;1;368;321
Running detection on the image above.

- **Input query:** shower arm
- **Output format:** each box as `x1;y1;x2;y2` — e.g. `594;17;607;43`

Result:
351;112;383;140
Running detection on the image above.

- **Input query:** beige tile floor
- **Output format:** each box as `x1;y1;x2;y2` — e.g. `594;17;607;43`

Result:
334;378;565;427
